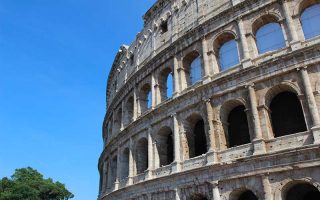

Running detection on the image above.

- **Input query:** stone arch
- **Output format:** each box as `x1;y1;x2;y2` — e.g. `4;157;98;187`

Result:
263;83;306;137
213;31;238;53
135;137;148;174
263;82;302;108
230;188;259;200
183;50;202;86
274;179;320;200
213;31;240;71
184;113;208;159
293;0;320;17
299;2;320;39
220;99;250;148
155;126;174;167
252;13;283;36
269;91;307;137
158;67;174;102
120;148;130;180
139;83;152;114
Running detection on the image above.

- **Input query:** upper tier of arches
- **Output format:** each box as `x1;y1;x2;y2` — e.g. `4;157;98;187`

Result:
104;0;320;144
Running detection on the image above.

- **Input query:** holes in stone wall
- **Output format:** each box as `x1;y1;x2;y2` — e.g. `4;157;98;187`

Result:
156;127;174;167
227;105;250;148
136;138;148;174
270;92;307;137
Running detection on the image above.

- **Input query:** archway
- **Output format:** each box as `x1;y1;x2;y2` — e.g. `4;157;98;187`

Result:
227;105;250;147
270;92;307;137
285;182;320;200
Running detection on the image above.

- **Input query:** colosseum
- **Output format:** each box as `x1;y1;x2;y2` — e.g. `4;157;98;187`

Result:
98;0;320;199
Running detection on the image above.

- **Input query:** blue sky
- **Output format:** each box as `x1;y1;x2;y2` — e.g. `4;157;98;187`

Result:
0;0;156;199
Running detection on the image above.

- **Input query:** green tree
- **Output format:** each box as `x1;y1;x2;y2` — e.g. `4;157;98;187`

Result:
0;167;74;200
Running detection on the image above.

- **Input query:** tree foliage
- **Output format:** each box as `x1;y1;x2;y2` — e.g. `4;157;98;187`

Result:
0;167;74;200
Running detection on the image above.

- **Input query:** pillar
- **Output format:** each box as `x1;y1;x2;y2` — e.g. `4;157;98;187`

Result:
175;188;181;200
128;138;134;185
172;113;182;172
115;149;121;190
238;18;252;67
205;99;218;164
147;127;154;179
247;84;266;154
299;67;320;143
261;175;272;200
101;161;107;194
202;37;211;82
211;181;220;200
282;0;300;44
173;56;180;96
133;86;138;120
121;101;125;130
107;160;111;192
151;72;157;108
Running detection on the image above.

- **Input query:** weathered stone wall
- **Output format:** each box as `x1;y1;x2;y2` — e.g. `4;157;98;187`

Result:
99;0;320;199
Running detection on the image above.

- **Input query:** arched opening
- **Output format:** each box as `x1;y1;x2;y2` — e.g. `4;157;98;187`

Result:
183;51;202;86
301;4;320;39
159;68;174;102
189;193;208;200
270;92;307;137
120;148;129;180
255;22;286;54
238;190;258;200
110;156;117;184
285;182;320;200
156;127;174;167
139;84;152;114
215;33;240;71
227;105;250;148
185;114;207;159
136;138;148;174
126;96;134;125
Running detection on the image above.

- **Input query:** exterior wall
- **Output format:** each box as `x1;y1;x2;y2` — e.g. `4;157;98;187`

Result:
99;0;320;199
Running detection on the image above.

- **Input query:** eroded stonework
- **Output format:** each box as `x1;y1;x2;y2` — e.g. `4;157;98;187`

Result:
98;0;320;199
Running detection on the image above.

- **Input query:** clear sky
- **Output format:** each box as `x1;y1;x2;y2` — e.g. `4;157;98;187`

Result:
0;0;156;199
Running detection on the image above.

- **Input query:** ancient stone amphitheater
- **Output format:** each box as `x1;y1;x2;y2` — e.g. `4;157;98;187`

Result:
98;0;320;199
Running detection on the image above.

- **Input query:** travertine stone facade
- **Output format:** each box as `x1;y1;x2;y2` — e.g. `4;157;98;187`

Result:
98;0;320;199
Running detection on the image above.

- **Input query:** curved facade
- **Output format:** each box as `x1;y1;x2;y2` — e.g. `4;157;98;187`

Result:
98;0;320;199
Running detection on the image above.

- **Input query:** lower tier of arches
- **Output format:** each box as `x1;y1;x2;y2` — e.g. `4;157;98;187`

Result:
100;144;320;200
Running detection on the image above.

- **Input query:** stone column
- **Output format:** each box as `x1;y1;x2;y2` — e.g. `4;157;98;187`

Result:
151;72;157;108
107;160;111;193
247;84;266;154
133;86;139;120
115;148;121;190
282;0;300;46
175;188;181;200
205;99;218;164
128;138;134;185
238;18;252;68
261;174;272;200
299;67;320;143
121;101;125;130
101;161;107;194
211;181;220;200
172;113;182;172
173;56;180;96
147;127;154;179
202;37;211;83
